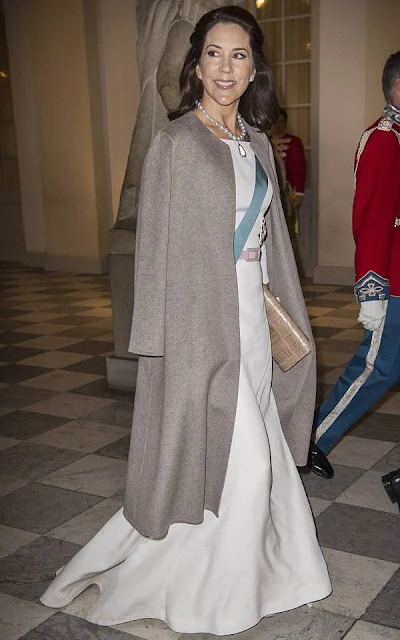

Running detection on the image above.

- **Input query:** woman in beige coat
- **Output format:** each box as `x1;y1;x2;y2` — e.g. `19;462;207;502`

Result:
41;6;331;634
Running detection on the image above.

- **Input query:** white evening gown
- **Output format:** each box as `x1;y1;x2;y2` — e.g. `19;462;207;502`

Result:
41;141;331;635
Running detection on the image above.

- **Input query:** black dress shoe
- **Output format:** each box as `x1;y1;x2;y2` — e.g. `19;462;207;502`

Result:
307;443;334;479
382;468;400;512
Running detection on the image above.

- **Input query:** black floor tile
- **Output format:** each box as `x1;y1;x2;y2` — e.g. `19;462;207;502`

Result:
0;345;43;363
316;503;400;563
318;339;363;353
22;612;133;639
0;309;31;318
50;315;96;326
308;299;349;308
59;340;114;355
0;536;82;601
316;382;335;404
349;412;400;443
0;411;70;439
66;356;107;376
304;291;330;299
0;386;55;409
0;442;84;481
0;319;33;331
317;364;337;378
300;464;364;501
46;304;93;314
0;331;40;345
312;326;345;339
362;568;400;630
372;444;400;473
334;286;354;294
0;364;50;384
96;435;130;460
34;288;77;295
70;378;129;400
57;327;110;339
84;401;133;428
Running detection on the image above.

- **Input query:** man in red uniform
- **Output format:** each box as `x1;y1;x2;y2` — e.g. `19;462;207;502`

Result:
269;108;306;235
308;51;400;482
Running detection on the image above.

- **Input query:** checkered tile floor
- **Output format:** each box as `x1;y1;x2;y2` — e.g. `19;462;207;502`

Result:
0;264;398;640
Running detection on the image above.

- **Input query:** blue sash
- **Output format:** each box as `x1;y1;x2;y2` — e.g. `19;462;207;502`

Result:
233;156;268;263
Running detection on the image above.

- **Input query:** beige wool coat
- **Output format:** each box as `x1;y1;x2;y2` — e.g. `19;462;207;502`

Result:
125;111;316;539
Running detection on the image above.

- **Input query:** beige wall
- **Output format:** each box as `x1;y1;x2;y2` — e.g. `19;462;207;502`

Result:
365;0;400;126
4;0;140;271
3;0;45;263
315;0;367;282
98;0;140;222
28;0;107;268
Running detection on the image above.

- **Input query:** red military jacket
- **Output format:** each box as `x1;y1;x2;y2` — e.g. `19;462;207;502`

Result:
353;104;400;302
284;134;307;196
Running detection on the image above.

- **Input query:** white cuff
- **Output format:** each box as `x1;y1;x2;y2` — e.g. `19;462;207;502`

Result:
358;300;388;331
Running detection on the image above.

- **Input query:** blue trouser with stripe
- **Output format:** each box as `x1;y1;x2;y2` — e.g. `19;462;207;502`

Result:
315;296;400;454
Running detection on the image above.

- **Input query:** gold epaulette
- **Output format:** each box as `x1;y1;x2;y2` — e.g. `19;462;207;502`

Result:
354;118;400;186
377;116;394;131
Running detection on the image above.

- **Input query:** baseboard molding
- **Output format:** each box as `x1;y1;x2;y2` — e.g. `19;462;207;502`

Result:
313;265;354;286
22;251;46;268
45;254;110;274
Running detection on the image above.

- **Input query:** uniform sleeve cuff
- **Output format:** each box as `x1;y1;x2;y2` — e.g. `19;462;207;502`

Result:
354;271;390;302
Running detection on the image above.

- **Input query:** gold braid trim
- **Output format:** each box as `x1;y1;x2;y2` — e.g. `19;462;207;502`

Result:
354;121;400;189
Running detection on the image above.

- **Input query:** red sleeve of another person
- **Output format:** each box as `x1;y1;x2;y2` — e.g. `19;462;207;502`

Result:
284;135;307;195
353;128;399;301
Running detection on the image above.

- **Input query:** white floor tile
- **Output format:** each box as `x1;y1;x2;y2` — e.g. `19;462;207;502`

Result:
61;585;99;619
336;470;399;514
309;497;331;517
0;524;39;558
48;498;123;545
311;316;357;329
39;454;127;497
316;351;351;367
314;548;398;618
329;436;396;470
0;592;54;640
31;419;128;453
114;618;183;640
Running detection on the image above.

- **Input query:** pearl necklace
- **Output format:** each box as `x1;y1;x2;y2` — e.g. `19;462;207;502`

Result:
195;100;247;157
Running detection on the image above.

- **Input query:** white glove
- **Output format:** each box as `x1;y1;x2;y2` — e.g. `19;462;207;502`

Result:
357;300;388;331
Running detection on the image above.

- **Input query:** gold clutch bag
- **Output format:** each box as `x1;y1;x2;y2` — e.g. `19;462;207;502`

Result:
263;285;311;372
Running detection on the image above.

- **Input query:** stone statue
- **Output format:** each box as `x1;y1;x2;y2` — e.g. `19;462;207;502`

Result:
107;0;244;392
116;0;245;229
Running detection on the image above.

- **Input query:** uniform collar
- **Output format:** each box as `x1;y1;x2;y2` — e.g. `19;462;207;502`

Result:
382;103;400;126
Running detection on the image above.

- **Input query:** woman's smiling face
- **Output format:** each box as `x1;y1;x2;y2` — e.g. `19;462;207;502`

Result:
197;22;254;110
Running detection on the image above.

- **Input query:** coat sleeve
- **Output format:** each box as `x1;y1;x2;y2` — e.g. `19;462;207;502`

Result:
128;130;172;356
353;128;399;302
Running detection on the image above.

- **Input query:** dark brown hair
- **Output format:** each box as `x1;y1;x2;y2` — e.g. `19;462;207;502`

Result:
382;51;400;103
168;6;279;132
